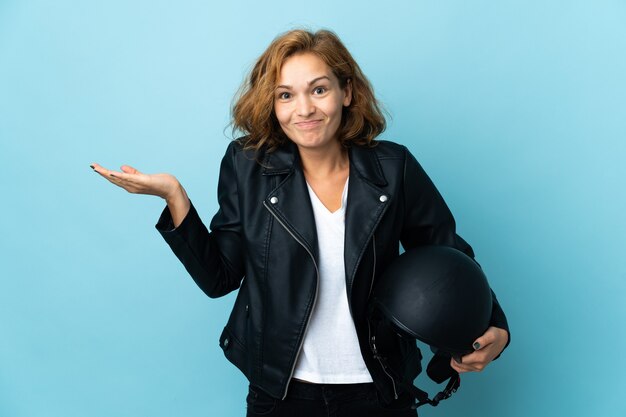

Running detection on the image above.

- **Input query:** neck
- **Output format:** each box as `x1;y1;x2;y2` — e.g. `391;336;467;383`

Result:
297;141;349;179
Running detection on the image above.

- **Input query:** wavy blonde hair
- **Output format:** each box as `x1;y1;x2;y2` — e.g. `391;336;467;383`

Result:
232;29;386;152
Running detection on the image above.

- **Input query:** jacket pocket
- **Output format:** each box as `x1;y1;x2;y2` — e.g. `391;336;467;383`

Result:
220;282;252;378
219;326;251;380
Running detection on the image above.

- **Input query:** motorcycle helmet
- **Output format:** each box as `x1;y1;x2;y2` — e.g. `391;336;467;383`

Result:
368;245;493;408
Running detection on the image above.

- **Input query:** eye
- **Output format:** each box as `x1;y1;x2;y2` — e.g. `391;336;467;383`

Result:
313;86;327;95
277;91;291;100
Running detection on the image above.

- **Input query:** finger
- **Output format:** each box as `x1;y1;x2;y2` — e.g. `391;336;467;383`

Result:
450;357;474;373
90;163;105;174
451;355;485;373
450;358;463;373
460;349;489;366
90;163;119;177
90;164;132;189
109;169;157;195
454;331;507;373
107;170;132;180
472;329;496;352
455;338;507;373
120;165;141;175
90;163;116;179
91;163;136;179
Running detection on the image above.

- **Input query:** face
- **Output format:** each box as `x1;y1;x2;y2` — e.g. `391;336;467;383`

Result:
274;52;352;153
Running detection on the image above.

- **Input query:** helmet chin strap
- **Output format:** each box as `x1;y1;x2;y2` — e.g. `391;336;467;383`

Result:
406;371;460;409
369;330;461;409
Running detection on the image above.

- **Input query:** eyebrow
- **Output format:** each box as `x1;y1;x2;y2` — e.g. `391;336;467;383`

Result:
276;76;331;90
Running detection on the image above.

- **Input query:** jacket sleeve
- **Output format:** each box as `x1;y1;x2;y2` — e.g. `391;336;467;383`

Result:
399;146;510;340
155;142;245;298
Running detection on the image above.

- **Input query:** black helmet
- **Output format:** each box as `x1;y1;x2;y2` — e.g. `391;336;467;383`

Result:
368;245;493;409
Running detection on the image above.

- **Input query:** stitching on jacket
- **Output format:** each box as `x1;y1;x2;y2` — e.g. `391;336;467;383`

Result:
259;177;276;386
347;180;390;293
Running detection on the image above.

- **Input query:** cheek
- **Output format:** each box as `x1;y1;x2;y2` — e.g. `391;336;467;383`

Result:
273;104;290;127
323;100;344;122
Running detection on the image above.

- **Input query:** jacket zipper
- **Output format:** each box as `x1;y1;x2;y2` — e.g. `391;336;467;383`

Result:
369;327;399;400
263;201;320;400
368;235;377;299
367;235;399;400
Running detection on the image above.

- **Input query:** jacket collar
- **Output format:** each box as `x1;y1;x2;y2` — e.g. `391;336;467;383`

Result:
261;141;297;176
348;144;388;187
262;140;388;187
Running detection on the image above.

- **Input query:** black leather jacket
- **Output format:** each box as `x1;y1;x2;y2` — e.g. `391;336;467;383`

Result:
156;139;509;404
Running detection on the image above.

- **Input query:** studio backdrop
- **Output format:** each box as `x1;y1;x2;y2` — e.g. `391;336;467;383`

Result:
1;1;625;416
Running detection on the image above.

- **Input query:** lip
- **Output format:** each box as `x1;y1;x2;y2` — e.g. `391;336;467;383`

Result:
294;120;323;130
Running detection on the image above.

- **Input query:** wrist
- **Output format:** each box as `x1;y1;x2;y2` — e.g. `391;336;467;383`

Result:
164;180;185;204
164;182;190;228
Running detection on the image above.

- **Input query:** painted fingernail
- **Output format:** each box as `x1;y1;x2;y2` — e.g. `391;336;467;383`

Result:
90;165;95;170
473;342;481;350
110;173;116;177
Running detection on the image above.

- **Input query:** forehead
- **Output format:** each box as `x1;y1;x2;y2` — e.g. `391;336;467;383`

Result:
278;52;336;84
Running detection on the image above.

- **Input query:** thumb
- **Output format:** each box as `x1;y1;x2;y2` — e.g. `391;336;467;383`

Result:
120;165;141;174
472;335;489;351
472;327;497;351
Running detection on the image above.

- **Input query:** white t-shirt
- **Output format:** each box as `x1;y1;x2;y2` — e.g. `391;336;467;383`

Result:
292;178;373;383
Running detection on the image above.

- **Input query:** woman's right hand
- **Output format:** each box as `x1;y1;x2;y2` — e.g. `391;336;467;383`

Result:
90;163;179;199
90;163;190;227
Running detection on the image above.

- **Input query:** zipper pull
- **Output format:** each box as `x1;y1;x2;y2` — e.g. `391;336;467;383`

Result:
371;335;380;358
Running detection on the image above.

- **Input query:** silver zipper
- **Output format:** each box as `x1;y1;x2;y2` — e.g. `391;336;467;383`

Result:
263;200;320;400
368;321;399;400
367;235;399;399
368;235;377;299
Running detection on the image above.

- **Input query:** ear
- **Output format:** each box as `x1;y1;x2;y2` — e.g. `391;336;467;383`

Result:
343;78;353;107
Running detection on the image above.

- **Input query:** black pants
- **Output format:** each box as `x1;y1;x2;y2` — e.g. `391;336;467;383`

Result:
246;380;418;417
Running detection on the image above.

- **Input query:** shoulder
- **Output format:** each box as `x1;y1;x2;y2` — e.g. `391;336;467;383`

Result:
222;137;268;166
222;137;297;177
350;140;412;168
225;138;252;157
349;139;414;185
368;139;410;160
358;140;430;185
215;139;262;182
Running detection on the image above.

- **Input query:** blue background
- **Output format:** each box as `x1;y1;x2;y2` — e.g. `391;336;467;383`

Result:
1;1;625;416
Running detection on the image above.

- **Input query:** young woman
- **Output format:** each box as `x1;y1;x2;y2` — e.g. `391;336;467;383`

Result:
92;29;509;417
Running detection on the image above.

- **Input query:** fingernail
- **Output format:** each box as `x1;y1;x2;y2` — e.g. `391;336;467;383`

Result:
90;165;95;170
110;173;116;177
453;355;462;364
473;342;481;350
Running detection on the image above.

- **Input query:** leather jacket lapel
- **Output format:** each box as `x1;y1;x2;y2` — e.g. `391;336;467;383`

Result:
261;140;297;176
344;145;392;303
263;144;319;261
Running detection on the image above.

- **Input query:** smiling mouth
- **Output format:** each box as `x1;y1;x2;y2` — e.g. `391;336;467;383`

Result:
295;120;323;129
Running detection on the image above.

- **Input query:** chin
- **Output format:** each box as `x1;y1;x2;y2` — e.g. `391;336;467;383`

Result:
296;140;334;150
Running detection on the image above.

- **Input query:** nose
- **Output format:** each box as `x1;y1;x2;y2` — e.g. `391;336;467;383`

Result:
296;95;315;117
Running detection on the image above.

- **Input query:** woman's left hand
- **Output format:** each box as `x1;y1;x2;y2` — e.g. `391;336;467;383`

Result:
450;326;509;373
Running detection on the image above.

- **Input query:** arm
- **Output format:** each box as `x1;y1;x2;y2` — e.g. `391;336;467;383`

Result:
91;142;244;299
156;142;245;298
398;146;510;370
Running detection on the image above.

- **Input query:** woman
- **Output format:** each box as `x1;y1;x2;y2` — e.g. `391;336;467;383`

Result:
92;29;509;417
